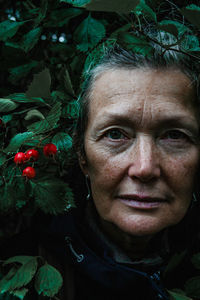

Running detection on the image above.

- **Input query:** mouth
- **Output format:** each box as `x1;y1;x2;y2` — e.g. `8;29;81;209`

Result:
117;194;167;209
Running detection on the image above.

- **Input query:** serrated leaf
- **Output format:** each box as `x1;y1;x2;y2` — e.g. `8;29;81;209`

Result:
60;0;91;7
181;5;200;29
9;61;39;83
3;256;36;266
118;32;153;55
74;14;105;52
26;68;51;99
10;288;29;299
0;20;25;41
185;276;200;298
25;109;45;121
45;8;82;27
8;257;38;290
159;20;190;38
62;100;79;119
19;27;42;52
85;0;140;12
52;133;72;151
0;267;18;293
134;0;157;22
9;93;46;105
34;264;63;297
31;180;68;214
0;99;18;113
27;102;61;134
65;185;76;210
168;290;192;300
4;132;35;153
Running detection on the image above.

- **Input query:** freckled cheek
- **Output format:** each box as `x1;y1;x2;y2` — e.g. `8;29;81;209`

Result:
86;151;124;186
167;153;200;192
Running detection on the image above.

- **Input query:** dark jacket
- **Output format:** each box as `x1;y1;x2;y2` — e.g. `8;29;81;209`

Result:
39;202;200;300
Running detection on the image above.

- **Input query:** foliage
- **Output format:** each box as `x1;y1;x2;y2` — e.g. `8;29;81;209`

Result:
0;0;200;299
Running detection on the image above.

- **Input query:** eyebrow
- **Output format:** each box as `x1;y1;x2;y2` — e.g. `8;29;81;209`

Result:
95;113;199;135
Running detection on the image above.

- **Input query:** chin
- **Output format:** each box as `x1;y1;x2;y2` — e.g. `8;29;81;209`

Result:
112;214;171;237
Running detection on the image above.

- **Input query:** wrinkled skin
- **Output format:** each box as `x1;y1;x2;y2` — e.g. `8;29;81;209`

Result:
79;68;200;253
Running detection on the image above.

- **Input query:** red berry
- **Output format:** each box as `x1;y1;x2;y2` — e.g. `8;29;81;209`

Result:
22;167;36;179
43;143;57;157
14;152;26;164
25;149;39;161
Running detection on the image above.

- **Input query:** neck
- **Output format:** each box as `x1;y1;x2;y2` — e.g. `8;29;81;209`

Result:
99;218;154;260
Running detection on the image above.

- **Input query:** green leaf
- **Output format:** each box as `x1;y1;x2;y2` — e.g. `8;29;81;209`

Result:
181;4;200;29
26;68;51;99
0;182;16;213
27;102;61;134
34;264;63;297
159;20;190;38
9;288;28;300
63;69;75;96
21;27;42;52
185;276;200;298
118;32;153;55
60;0;91;7
8;93;46;105
2;115;12;123
52;133;73;151
0;267;18;293
65;185;76;210
0;153;7;167
4;132;35;153
191;253;200;269
0;99;18;113
24;109;45;121
45;8;82;27
62;100;79;119
134;0;157;22
0;20;25;41
85;0;140;12
31;180;68;214
7;257;38;290
163;251;187;277
168;290;192;300
181;35;200;51
9;61;39;83
74;14;106;52
3;256;36;266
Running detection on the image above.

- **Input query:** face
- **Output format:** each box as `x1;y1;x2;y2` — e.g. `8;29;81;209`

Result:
80;68;200;238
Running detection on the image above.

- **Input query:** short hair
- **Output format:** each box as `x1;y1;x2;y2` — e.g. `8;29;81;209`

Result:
73;39;200;158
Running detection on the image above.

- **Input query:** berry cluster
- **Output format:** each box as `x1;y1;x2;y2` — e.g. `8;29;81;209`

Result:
13;143;57;179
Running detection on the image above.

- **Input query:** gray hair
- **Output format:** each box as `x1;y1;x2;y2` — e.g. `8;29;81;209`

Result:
73;41;200;158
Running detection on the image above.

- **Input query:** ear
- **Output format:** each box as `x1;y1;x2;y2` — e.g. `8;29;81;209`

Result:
78;153;88;175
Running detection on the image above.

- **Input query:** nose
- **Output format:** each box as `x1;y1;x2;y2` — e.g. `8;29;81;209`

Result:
128;135;161;182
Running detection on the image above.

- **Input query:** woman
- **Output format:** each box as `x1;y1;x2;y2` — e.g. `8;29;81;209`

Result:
47;46;200;300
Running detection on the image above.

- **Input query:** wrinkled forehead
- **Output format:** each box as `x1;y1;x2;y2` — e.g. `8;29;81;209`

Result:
89;67;198;118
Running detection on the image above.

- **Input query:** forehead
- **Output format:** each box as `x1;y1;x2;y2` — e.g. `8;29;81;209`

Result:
88;68;197;120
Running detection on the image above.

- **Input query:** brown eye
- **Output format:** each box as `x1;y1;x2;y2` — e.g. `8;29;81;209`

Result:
105;129;126;140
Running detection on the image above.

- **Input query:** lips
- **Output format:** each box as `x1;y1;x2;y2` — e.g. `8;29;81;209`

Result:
117;194;167;209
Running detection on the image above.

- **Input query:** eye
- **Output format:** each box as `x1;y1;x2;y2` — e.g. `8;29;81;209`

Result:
104;129;127;140
162;130;188;141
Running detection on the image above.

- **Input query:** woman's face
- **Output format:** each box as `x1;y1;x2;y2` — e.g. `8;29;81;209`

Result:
80;68;200;237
